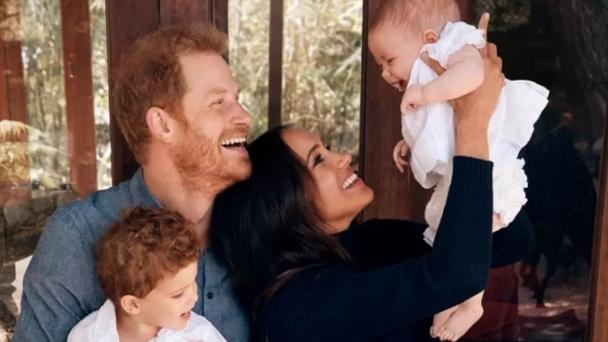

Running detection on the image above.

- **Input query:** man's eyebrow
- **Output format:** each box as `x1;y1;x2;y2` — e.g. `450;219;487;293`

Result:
207;87;240;97
306;144;322;163
207;87;228;96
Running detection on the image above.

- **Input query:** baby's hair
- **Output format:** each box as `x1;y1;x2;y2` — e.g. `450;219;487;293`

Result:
96;207;202;304
370;0;461;34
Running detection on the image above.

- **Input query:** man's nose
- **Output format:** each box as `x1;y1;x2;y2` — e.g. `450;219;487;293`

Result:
233;102;252;127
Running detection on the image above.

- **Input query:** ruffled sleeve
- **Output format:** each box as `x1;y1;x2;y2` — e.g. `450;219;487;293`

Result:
421;21;485;68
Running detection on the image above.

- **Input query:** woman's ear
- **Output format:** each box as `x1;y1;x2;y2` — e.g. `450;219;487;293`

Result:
422;29;439;44
119;295;141;315
145;106;179;143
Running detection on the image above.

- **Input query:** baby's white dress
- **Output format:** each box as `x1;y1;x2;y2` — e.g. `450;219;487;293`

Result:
67;299;228;342
401;21;549;245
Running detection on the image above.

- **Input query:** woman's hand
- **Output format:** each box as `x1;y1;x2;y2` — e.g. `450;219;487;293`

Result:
421;13;504;160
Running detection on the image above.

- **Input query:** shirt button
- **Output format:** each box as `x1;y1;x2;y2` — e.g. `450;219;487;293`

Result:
207;292;214;300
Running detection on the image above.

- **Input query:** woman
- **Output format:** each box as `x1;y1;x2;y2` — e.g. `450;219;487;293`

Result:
211;24;533;342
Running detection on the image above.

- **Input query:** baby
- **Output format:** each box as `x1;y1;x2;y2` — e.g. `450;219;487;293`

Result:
368;0;548;341
68;207;227;342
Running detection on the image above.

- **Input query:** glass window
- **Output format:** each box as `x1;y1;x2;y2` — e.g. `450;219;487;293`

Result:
229;0;270;139
0;0;109;338
461;1;607;341
282;0;362;156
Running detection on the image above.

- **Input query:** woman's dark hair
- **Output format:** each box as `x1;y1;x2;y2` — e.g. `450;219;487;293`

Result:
210;125;350;324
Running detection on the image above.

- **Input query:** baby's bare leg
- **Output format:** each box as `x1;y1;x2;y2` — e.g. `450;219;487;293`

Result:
430;305;459;338
438;291;484;341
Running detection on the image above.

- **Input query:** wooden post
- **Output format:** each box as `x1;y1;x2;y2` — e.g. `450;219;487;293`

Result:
1;0;30;194
60;0;98;196
589;106;608;342
268;0;283;129
360;0;430;222
0;0;27;123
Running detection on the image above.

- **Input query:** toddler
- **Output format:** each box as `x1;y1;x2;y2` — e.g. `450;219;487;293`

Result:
368;0;548;341
68;207;227;342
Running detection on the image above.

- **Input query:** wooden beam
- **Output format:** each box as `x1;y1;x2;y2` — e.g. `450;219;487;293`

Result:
0;0;27;123
60;0;97;196
0;42;27;123
160;0;210;26
360;0;430;222
0;40;10;120
268;0;283;129
106;0;160;184
589;106;608;342
456;0;473;23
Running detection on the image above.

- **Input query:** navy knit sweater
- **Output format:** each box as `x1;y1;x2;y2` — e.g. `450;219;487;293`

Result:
261;157;534;341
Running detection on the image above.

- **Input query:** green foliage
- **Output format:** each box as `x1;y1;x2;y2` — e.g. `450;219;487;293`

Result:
282;0;362;155
13;0;111;190
229;0;362;155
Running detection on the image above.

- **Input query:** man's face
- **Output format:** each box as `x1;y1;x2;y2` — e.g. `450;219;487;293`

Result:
171;53;252;194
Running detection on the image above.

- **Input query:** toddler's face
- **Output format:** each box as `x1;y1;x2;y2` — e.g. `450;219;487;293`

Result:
369;22;424;92
137;261;199;331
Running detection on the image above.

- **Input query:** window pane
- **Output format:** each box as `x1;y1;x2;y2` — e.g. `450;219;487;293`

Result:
229;0;270;139
461;1;607;341
0;0;109;339
90;0;111;189
282;0;362;156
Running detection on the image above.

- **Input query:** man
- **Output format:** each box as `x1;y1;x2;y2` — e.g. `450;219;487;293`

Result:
13;24;252;341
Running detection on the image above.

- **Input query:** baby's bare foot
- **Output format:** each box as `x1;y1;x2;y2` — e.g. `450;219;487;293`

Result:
430;306;458;338
437;304;483;341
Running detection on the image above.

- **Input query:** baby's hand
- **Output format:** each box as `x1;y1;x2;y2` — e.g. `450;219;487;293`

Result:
392;139;410;173
400;85;427;113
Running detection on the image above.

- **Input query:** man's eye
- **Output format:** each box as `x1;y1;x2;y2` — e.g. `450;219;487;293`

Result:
172;292;184;299
387;58;395;64
212;99;224;106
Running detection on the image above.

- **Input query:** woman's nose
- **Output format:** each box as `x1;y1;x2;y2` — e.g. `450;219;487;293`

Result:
338;153;352;168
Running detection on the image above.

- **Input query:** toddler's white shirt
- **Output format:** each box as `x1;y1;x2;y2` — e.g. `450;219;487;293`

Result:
67;299;228;342
402;22;549;244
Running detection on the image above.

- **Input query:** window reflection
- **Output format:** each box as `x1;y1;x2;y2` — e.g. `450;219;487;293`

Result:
0;0;109;339
462;1;608;341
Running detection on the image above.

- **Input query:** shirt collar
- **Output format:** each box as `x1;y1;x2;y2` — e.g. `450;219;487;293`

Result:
129;168;163;209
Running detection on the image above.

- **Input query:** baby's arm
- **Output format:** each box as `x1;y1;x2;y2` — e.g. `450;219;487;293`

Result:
401;45;485;112
423;45;485;102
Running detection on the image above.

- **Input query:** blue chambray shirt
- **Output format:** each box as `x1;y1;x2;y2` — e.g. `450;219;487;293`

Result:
13;169;250;342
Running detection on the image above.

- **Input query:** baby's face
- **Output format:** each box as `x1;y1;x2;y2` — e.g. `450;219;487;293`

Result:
369;22;424;92
137;261;199;331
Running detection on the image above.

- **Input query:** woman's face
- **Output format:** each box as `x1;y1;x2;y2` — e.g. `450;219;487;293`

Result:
282;128;374;233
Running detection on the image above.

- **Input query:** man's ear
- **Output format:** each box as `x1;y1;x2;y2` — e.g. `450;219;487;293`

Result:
119;295;141;316
145;106;179;143
422;29;439;44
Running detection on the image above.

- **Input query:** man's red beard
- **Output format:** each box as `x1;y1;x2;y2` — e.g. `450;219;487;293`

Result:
171;126;251;194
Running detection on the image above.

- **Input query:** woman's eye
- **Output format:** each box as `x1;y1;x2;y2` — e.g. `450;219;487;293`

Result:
172;292;184;299
387;58;395;64
212;99;224;107
313;154;324;167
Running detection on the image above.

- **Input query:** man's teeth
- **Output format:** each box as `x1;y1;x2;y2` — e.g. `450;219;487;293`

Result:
342;173;358;189
220;137;247;147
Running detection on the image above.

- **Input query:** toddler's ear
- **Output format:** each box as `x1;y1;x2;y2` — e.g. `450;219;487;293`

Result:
422;29;439;44
120;295;142;315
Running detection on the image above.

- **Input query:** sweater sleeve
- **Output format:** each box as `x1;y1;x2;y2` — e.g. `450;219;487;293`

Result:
263;157;493;341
